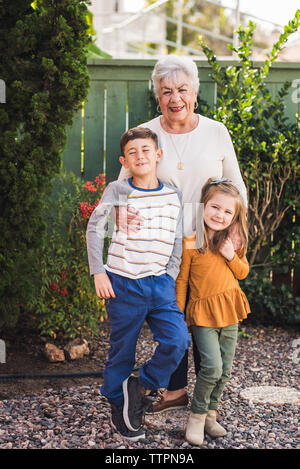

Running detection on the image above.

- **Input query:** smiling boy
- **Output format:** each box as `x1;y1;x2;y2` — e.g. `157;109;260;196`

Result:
86;127;190;441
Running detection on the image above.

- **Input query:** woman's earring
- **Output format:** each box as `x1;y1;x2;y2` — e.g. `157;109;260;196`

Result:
156;104;161;113
194;101;199;110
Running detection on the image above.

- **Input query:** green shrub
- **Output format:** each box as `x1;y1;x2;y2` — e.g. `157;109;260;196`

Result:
198;16;299;268
29;170;108;339
240;270;300;325
197;16;300;324
0;0;91;328
200;16;300;324
150;15;300;324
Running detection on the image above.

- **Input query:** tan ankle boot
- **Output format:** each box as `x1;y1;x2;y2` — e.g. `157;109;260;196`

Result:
185;412;207;446
204;410;227;438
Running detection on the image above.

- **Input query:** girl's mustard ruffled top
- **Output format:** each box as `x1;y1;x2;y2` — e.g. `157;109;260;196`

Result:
175;234;251;328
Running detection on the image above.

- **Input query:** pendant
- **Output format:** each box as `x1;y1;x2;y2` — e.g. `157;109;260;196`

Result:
177;161;184;170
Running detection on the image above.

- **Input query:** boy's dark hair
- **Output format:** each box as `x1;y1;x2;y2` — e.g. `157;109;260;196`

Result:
120;127;159;156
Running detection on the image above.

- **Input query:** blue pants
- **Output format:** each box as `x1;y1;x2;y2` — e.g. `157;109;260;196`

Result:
101;272;191;406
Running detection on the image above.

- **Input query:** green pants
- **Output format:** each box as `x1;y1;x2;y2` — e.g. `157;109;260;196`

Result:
190;324;238;414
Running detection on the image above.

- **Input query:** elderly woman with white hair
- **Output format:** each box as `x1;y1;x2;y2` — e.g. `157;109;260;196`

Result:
118;55;247;416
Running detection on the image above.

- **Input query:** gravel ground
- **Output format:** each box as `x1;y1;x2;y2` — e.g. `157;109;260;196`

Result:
0;323;299;450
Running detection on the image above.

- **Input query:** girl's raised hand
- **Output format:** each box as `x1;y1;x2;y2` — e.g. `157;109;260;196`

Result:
219;238;235;262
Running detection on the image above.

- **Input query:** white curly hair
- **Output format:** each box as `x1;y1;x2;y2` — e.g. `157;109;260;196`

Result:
151;55;200;98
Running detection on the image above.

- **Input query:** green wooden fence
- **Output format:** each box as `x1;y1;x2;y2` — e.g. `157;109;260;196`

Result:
62;59;300;184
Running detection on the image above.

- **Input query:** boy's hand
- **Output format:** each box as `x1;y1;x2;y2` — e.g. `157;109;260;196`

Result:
94;273;116;299
219;238;235;262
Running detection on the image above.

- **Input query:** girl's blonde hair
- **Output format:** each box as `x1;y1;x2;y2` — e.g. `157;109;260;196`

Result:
198;178;248;257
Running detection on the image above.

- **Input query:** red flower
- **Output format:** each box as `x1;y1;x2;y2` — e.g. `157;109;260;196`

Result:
49;281;59;292
60;288;68;296
80;202;94;219
80;174;105;219
80;200;100;219
95;174;105;190
84;181;97;192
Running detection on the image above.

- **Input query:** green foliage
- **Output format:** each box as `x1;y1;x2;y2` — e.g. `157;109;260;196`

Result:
241;270;300;325
29;170;107;339
87;42;112;59
197;15;300;324
85;8;112;59
238;328;251;339
0;0;91;328
150;14;300;324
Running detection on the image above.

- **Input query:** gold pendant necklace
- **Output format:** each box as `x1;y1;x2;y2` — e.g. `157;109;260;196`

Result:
168;133;191;171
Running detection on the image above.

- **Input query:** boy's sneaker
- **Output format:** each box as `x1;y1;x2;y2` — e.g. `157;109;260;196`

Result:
110;404;146;441
122;375;154;432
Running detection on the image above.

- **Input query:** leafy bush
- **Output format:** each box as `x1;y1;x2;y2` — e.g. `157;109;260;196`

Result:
198;16;299;266
197;16;300;324
240;270;300;325
29;171;107;339
0;0;91;328
150;15;300;324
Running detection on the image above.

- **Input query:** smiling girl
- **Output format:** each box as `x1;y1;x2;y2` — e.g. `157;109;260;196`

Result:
175;177;251;446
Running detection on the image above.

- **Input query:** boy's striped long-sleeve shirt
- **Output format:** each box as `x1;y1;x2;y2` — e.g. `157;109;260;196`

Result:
86;178;183;280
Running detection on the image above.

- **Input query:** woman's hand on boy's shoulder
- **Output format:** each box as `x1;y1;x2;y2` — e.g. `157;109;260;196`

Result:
115;206;144;233
94;272;116;299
